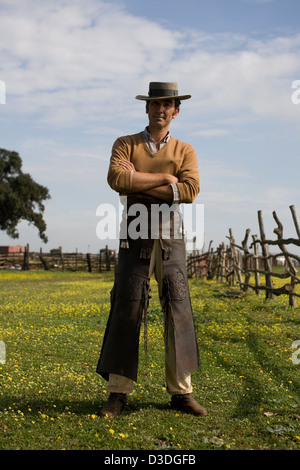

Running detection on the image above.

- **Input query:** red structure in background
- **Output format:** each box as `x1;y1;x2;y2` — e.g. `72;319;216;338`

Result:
0;246;25;254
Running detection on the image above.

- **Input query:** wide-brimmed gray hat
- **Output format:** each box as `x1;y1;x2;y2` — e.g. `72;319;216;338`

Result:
135;82;191;101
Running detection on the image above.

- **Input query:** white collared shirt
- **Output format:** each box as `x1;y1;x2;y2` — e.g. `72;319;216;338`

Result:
142;127;180;204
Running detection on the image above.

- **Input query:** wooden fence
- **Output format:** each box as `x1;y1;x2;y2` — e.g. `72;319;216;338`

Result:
2;205;300;307
187;205;300;307
0;245;117;273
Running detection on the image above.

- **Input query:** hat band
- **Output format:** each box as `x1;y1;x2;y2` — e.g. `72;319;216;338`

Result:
149;88;178;98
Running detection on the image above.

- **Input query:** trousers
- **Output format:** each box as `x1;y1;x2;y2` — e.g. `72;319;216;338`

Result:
106;239;193;395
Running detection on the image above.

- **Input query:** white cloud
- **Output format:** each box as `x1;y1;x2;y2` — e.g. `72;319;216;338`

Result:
1;0;300;252
0;0;178;124
1;0;300;128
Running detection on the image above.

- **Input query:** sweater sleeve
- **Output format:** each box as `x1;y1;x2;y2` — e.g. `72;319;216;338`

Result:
176;145;200;203
107;137;133;193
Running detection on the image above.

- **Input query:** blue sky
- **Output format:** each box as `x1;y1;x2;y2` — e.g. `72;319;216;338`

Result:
0;0;300;253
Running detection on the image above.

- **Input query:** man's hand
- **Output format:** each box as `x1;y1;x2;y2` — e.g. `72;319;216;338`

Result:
117;160;135;172
163;174;178;185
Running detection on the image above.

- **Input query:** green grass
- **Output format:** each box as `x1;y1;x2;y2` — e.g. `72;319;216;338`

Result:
0;270;299;450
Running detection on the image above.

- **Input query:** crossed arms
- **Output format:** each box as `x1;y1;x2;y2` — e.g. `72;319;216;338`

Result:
117;159;176;202
107;136;200;204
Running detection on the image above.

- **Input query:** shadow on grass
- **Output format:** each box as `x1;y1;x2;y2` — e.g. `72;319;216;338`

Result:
0;395;171;418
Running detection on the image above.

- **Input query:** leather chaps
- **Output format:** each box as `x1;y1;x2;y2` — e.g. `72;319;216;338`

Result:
96;198;200;382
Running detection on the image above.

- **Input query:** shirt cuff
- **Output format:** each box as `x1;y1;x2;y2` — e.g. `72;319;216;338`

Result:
171;183;180;204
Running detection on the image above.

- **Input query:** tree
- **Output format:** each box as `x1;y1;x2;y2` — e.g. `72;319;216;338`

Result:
0;148;50;242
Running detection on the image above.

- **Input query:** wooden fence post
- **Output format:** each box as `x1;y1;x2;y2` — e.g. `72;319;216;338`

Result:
105;245;111;271
228;230;235;286
228;229;243;287
207;248;215;280
23;244;30;270
59;246;65;271
241;228;251;292
258;211;275;299
217;243;226;283
39;248;49;271
290;205;300;239
98;250;102;273
273;210;297;308
252;234;261;295
87;253;92;273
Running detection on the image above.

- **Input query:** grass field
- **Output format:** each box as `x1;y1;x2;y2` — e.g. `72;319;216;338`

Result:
0;270;299;451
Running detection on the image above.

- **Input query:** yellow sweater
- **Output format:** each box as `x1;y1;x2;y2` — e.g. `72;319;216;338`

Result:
107;131;200;203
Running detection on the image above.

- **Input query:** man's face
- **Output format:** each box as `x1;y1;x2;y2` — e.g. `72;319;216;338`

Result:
146;99;179;130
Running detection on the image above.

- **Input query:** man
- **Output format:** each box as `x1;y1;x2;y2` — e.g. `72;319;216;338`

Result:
97;82;207;418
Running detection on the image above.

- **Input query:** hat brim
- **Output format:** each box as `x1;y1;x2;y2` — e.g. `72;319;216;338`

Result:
135;94;191;101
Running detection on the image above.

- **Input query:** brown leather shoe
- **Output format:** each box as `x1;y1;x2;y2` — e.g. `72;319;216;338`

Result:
171;394;208;416
100;393;127;418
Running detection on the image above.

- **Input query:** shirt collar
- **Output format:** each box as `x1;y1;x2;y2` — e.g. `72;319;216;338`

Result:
144;126;171;144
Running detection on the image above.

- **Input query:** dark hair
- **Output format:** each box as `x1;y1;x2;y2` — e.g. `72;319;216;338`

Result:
146;98;181;112
175;98;181;109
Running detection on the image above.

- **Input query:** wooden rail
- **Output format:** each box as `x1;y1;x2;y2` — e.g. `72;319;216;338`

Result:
0;245;117;273
187;205;300;307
